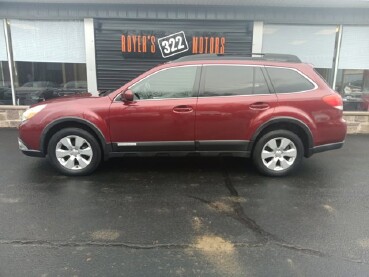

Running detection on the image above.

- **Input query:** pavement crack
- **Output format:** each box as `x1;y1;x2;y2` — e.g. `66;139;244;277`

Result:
222;169;239;197
220;164;331;258
217;162;369;265
0;239;189;249
273;241;325;257
189;160;327;259
221;167;278;242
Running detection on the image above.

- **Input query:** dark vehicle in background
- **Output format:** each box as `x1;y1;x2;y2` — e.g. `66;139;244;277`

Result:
343;79;363;95
9;81;59;105
0;82;13;105
341;79;369;111
56;81;87;97
18;54;347;177
2;80;88;105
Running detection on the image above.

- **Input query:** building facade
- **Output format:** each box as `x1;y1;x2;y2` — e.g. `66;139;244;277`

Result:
1;0;369;131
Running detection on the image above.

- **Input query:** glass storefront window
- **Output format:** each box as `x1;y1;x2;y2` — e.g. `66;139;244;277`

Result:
0;61;11;105
13;61;87;105
9;20;87;105
335;26;369;111
262;24;337;85
0;20;12;105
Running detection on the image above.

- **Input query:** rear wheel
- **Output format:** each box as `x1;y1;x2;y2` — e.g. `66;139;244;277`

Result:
252;130;303;177
47;128;101;176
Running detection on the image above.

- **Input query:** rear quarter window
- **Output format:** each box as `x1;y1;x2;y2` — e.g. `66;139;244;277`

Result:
266;67;315;93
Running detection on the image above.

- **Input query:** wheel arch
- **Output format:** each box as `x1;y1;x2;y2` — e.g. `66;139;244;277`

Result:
249;117;314;157
40;117;111;159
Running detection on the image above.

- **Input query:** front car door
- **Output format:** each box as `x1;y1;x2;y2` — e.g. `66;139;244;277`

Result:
109;65;201;152
195;64;278;152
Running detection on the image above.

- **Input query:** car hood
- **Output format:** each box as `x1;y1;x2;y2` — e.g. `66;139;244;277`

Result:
29;92;94;107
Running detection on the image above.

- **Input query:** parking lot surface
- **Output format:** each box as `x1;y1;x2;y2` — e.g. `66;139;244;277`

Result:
1;128;369;276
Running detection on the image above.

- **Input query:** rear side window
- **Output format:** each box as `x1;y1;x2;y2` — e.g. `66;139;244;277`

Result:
266;67;315;93
202;65;269;97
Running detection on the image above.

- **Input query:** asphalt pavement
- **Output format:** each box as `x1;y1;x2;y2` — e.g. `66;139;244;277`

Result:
1;128;369;277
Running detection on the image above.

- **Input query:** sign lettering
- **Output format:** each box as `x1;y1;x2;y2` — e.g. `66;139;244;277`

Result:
158;31;189;58
121;31;226;59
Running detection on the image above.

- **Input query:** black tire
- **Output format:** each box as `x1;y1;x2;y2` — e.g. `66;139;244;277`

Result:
47;128;102;176
252;130;304;177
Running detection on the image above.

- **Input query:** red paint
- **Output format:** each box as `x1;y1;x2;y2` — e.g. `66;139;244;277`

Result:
109;98;197;143
19;58;347;155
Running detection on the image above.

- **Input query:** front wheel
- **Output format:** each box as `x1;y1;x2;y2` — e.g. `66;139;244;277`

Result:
252;130;304;177
47;128;101;176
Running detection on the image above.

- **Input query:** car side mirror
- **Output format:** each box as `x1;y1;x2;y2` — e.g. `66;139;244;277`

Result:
122;89;134;102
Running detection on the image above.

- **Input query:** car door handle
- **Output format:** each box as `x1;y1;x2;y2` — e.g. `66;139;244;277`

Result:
173;105;193;113
249;102;270;110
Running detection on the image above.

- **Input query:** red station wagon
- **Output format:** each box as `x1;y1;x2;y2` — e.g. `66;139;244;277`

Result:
18;54;347;176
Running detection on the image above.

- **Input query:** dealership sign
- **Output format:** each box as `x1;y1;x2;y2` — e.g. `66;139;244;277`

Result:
121;31;226;58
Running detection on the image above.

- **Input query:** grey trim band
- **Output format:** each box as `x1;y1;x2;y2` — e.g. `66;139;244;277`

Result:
21;150;45;158
309;141;344;156
113;140;250;152
113;141;194;151
196;140;249;151
109;150;250;158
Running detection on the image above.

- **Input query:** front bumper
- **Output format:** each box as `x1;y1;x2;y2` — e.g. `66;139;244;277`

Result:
18;138;45;158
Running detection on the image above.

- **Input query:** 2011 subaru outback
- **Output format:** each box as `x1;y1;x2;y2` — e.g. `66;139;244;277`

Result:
18;54;347;177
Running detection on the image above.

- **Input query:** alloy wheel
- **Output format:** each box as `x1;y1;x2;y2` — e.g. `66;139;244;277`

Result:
55;135;93;170
261;137;297;171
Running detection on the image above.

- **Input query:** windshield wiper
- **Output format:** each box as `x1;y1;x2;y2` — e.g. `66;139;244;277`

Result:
98;90;112;96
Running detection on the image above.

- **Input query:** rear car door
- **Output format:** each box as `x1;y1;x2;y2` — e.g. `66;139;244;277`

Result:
109;65;201;152
195;64;278;152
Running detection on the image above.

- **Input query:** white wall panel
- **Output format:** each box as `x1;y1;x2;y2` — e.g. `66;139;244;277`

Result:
339;26;369;70
0;20;7;61
10;20;86;63
262;24;337;68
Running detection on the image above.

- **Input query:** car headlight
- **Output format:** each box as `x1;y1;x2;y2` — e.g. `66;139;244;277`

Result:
21;104;47;122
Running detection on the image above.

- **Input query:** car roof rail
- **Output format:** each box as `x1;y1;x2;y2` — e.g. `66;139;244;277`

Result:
173;53;302;63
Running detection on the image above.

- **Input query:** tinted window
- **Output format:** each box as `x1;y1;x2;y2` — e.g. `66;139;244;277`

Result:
267;68;315;93
254;68;269;94
202;66;269;97
131;66;198;100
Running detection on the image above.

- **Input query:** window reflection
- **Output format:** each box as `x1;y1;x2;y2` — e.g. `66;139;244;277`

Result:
131;66;198;100
0;61;12;105
335;26;369;111
14;62;87;105
9;20;87;105
335;69;369;111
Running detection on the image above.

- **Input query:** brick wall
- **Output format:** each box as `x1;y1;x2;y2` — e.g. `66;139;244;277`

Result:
343;112;369;134
0;106;28;128
0;105;368;134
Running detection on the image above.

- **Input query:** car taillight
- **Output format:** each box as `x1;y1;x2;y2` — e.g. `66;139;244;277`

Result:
322;94;343;110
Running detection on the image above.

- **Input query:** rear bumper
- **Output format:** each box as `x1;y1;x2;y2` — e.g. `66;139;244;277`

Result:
307;141;344;157
18;138;45;158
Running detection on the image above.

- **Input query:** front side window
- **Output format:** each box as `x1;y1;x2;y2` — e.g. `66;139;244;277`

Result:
266;67;315;93
202;65;269;97
130;66;198;100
